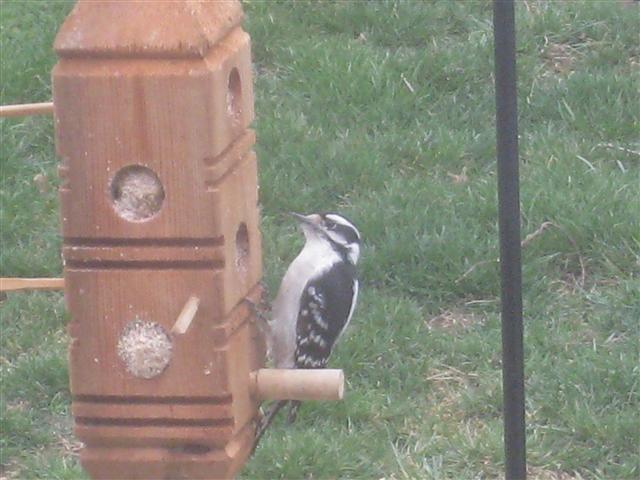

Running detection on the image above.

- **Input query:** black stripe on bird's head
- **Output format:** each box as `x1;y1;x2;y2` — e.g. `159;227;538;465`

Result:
290;212;361;265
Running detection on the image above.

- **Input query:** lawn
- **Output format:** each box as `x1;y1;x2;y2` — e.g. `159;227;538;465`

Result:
1;1;638;479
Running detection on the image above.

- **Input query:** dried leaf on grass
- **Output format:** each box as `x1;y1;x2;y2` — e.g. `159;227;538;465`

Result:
427;308;482;331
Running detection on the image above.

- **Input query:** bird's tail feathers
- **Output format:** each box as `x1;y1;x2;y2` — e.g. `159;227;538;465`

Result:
250;400;289;456
287;401;301;424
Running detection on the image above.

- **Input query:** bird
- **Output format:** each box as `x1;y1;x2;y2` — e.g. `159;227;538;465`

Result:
253;212;361;449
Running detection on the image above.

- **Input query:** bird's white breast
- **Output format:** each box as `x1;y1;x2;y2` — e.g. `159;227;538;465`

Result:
269;238;341;368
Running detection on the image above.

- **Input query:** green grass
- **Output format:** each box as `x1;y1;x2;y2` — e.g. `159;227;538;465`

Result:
1;0;639;478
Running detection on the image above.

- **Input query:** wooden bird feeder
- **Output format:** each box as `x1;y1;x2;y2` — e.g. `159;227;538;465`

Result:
48;1;344;478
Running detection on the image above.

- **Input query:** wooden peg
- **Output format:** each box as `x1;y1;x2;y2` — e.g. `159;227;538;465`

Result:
0;102;54;117
0;277;64;292
171;295;200;334
249;369;345;401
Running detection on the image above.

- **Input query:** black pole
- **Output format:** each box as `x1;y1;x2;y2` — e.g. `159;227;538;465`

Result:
493;1;526;479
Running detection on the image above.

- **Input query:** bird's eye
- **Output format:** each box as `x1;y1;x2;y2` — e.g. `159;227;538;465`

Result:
325;220;336;230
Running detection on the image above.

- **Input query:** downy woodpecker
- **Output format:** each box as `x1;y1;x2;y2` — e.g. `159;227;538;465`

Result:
254;212;361;448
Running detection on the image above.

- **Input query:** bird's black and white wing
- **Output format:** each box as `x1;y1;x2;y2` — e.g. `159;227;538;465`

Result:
294;261;358;369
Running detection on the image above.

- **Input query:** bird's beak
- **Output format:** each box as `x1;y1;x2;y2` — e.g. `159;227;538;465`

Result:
289;212;322;229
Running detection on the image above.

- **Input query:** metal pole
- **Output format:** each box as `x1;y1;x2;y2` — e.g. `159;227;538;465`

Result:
493;1;526;479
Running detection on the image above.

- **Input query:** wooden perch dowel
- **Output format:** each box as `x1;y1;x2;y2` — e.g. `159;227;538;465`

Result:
171;295;200;334
0;102;54;117
250;368;345;401
0;277;64;292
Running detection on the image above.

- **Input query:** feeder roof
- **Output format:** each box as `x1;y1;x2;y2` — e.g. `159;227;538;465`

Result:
54;0;243;59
